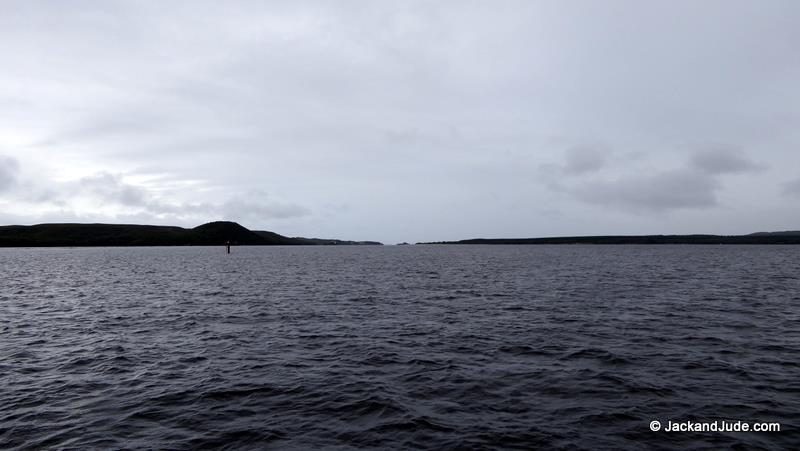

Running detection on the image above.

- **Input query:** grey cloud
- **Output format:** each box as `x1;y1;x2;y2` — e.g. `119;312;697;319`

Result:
18;172;166;211
536;146;608;189
0;156;20;192
35;112;174;148
782;178;800;197
79;172;149;206
15;168;310;225
553;146;766;213
562;146;606;175
144;198;310;222
572;169;718;212
144;200;215;217
690;147;763;175
24;188;68;206
220;200;310;221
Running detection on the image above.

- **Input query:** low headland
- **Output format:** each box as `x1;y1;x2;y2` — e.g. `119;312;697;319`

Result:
420;231;800;245
0;221;382;247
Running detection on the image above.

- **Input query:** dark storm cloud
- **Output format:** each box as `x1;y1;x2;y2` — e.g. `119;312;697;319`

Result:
0;156;19;192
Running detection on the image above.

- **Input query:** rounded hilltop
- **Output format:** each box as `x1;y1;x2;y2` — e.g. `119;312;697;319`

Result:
191;221;268;245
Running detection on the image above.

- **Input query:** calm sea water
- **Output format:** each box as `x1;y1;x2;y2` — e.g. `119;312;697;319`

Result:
1;245;798;450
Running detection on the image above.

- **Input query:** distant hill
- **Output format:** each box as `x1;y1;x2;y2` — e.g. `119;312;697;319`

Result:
748;231;800;237
251;230;381;245
277;236;382;246
421;233;800;245
0;221;382;247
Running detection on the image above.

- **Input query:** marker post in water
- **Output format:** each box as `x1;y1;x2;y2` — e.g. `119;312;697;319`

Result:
225;240;231;254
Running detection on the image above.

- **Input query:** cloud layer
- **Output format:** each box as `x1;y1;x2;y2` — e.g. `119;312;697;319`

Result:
1;1;799;241
0;156;18;192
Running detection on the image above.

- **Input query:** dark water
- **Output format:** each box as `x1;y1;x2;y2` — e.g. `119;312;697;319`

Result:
1;245;798;450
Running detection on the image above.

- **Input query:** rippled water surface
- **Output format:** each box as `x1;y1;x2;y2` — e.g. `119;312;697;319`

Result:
1;245;799;449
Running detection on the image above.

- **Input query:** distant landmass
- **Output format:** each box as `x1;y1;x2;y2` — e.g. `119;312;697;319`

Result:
421;231;800;245
0;221;382;247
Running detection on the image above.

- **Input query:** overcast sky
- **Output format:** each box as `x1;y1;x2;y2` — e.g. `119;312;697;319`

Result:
1;1;798;243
